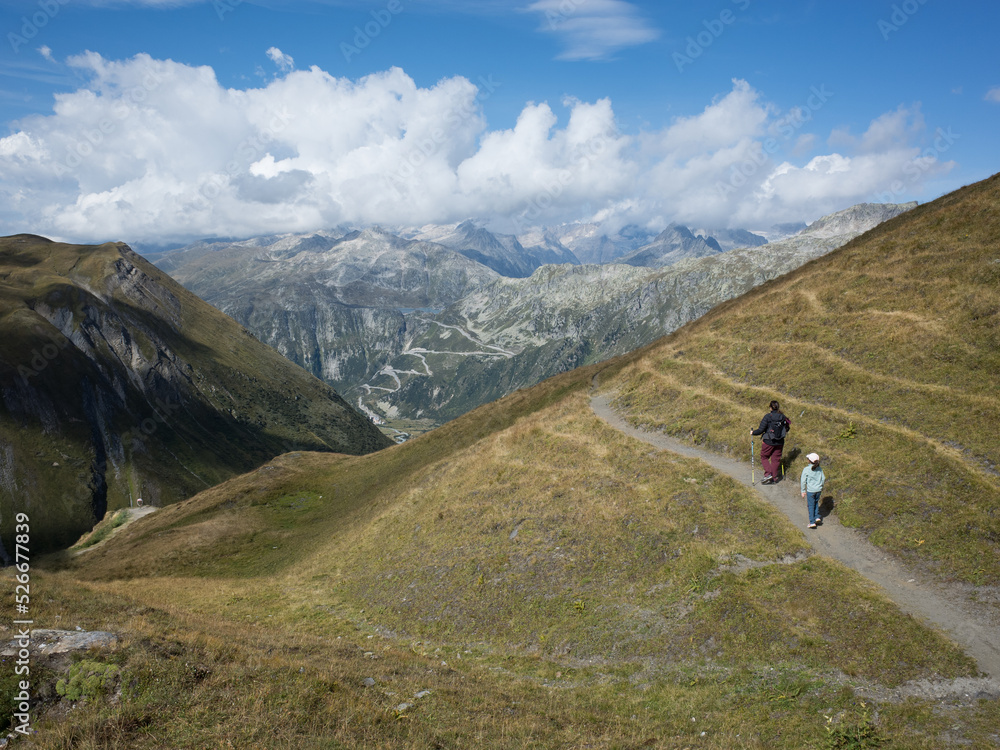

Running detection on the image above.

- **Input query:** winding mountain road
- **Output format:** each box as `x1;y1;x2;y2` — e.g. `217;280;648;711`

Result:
591;392;1000;682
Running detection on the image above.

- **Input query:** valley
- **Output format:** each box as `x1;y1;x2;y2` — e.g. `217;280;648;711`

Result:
4;175;998;747
156;203;915;433
1;3;996;746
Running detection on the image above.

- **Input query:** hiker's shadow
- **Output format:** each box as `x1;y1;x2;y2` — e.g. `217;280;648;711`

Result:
781;448;801;476
818;495;835;520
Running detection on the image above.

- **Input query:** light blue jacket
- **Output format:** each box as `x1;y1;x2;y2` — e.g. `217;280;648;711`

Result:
800;464;826;493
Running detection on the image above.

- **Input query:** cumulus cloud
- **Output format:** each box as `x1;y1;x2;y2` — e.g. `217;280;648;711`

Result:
828;104;925;154
525;0;659;60
0;54;958;243
266;47;295;73
986;87;1000;103
38;45;55;62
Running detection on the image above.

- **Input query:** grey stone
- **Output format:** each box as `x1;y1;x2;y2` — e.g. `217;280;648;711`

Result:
1;629;117;657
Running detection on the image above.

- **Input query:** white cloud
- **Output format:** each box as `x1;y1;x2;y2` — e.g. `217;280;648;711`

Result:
726;106;955;227
656;79;770;158
524;0;659;60
985;87;1000;103
266;47;295;73
828;104;925;154
0;55;958;243
38;46;55;63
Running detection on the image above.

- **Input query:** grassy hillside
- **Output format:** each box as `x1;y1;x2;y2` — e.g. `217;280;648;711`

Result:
0;235;390;554
8;177;1000;747
23;391;992;744
602;174;1000;586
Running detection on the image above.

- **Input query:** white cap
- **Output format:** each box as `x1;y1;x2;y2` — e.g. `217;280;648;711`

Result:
806;452;820;463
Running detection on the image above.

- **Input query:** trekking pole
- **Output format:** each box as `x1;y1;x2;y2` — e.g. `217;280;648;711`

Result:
750;438;755;486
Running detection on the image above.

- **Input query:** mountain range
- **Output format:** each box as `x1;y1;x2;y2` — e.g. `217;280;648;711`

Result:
403;220;579;277
155;203;916;432
33;173;1000;748
618;223;723;268
0;202;917;550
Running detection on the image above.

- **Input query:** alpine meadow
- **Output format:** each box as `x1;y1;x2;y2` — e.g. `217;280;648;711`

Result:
4;173;998;748
2;2;1000;746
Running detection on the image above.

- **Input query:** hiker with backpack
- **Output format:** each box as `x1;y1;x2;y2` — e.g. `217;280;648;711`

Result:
800;452;826;528
750;400;790;484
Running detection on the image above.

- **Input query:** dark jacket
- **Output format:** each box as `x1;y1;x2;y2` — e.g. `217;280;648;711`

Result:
753;411;790;446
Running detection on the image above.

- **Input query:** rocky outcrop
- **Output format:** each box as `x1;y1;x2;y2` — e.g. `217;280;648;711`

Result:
1;629;119;659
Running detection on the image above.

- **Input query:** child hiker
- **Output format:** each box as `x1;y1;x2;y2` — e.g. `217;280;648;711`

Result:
800;452;826;529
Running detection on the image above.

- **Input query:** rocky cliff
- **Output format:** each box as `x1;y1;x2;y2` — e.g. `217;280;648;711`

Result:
0;235;391;555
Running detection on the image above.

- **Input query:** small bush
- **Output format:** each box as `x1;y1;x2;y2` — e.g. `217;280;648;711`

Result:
825;703;884;750
75;510;130;550
56;660;120;701
826;720;883;749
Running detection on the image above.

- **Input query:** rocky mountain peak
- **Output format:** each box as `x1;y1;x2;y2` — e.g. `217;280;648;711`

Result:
803;202;918;238
620;223;723;268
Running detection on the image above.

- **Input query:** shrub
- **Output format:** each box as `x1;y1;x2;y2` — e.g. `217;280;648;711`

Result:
56;660;120;701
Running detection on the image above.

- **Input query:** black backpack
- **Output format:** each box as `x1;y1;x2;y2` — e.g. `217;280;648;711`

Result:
766;413;788;442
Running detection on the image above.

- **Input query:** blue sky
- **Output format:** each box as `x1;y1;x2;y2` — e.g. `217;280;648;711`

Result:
1;0;997;244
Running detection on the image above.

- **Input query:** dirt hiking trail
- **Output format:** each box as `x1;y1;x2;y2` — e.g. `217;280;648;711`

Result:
591;392;1000;686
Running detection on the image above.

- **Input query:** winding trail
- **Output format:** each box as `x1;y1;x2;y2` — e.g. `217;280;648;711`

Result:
591;392;1000;681
357;322;515;422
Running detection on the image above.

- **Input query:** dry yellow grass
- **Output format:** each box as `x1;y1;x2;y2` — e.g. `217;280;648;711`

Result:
23;378;985;746
15;175;1000;747
601;174;1000;585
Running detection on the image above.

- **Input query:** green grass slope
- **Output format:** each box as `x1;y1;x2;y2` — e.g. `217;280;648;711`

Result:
0;235;391;554
13;177;1000;747
603;173;1000;586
